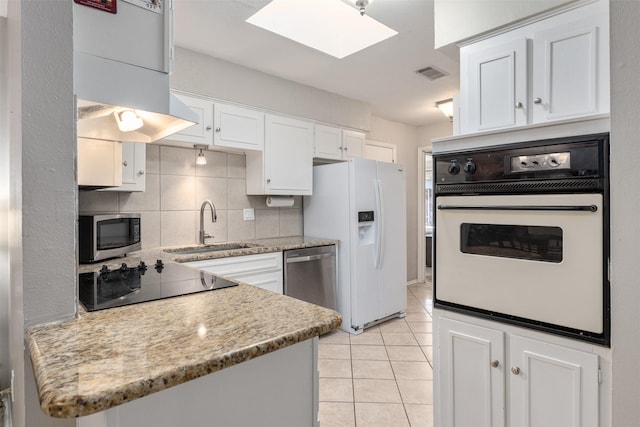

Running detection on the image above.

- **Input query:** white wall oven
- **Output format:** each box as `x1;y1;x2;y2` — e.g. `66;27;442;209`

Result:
434;134;609;345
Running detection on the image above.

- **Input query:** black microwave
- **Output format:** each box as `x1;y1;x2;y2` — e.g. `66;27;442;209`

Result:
78;213;141;263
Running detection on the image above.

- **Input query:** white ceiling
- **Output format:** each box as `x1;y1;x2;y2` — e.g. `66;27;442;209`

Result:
174;0;460;127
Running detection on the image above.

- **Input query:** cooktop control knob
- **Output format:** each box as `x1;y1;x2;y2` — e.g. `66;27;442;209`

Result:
464;159;477;174
448;160;461;175
155;259;164;273
137;261;147;271
99;265;110;276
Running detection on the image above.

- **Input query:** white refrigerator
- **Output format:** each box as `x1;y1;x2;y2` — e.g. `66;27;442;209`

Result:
304;159;407;334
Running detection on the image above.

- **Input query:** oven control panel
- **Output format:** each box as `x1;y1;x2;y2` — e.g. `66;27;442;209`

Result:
510;152;571;173
434;134;606;190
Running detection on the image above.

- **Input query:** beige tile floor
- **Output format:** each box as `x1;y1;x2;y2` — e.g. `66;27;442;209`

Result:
318;270;434;427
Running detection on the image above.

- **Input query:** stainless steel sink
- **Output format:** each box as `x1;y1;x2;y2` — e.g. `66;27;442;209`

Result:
164;243;257;255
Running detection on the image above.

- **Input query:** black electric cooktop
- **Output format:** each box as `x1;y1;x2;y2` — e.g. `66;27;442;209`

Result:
78;260;238;312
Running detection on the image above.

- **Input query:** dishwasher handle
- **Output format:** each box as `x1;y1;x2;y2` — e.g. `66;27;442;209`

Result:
286;253;335;263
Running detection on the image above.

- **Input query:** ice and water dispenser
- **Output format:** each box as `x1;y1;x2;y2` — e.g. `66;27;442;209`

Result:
358;210;376;245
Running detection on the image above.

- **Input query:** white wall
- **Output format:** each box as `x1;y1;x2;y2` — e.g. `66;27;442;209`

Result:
173;47;372;132
0;16;9;390
8;0;76;426
434;0;578;47
610;1;640;425
418;121;453;150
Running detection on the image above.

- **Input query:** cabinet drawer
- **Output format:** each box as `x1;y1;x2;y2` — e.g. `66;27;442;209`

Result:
187;252;282;275
185;252;283;293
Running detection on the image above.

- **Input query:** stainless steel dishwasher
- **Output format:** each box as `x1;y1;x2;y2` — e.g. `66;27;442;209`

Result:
284;245;337;310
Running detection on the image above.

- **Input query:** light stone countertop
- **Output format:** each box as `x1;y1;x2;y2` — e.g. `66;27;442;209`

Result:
28;236;342;418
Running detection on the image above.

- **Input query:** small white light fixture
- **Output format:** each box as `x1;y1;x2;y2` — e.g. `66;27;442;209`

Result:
114;109;144;132
246;0;396;59
195;145;207;166
435;98;454;122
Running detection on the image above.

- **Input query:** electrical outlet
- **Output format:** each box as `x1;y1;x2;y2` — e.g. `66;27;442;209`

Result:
243;208;255;221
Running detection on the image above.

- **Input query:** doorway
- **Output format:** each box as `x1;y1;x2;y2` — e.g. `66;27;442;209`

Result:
417;147;433;284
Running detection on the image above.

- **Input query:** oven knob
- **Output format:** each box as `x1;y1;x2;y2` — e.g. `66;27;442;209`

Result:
464;159;477;174
448;160;461;175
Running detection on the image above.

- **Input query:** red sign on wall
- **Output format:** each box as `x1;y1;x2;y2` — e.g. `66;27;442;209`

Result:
74;0;117;14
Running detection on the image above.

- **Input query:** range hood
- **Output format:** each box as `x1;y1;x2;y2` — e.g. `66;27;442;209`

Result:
75;52;198;143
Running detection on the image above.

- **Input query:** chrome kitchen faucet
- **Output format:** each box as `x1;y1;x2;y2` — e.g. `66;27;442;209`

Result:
199;200;217;245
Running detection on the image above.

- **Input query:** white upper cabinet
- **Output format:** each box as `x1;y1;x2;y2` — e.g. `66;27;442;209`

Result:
77;139;123;188
463;38;527;132
214;103;264;151
246;114;314;195
314;124;343;161
161;93;264;152
364;140;397;163
459;1;609;134
532;16;606;122
342;130;365;160
166;93;214;145
101;142;146;192
313;125;364;162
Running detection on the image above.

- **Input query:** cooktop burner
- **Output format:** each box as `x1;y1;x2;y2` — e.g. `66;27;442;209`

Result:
78;260;238;312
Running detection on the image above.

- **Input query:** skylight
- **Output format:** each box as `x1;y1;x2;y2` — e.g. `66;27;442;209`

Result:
246;0;398;59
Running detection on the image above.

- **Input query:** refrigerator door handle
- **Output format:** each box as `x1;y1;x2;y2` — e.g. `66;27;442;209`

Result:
374;179;384;269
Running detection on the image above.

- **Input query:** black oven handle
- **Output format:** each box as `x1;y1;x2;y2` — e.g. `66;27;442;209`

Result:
437;205;598;212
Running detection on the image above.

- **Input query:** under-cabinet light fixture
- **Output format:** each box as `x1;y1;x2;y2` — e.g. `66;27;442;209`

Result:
435;98;454;122
246;0;396;59
114;110;144;132
195;146;207;166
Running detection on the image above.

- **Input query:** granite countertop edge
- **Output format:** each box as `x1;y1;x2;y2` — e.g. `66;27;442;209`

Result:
27;235;342;418
28;312;341;418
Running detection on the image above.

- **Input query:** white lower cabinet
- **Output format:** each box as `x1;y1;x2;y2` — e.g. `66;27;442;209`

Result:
437;317;599;427
185;252;283;294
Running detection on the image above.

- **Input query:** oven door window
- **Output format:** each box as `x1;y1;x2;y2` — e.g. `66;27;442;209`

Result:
97;219;138;250
460;223;563;263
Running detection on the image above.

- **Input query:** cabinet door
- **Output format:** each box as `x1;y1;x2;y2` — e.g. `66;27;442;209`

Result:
342;130;365;160
464;38;527;132
264;114;314;195
101;142;146;192
165;93;213;145
77;138;123;188
438;318;505;427
214;103;264;151
532;18;604;122
364;140;396;163
314;124;343;160
509;335;599;427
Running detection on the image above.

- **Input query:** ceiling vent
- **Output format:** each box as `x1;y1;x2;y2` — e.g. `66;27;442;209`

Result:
416;66;448;81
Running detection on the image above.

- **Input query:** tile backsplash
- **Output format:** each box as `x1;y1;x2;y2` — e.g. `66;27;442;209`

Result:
79;145;303;248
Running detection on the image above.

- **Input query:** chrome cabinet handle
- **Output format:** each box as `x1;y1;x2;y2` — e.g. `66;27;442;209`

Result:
122;160;128;167
266;178;271;184
215;127;221;132
138;170;145;175
206;125;212;131
533;98;543;104
515;102;523;109
491;360;500;368
344;146;348;151
511;366;521;375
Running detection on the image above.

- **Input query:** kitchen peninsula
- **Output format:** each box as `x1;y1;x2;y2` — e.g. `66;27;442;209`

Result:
27;238;341;427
